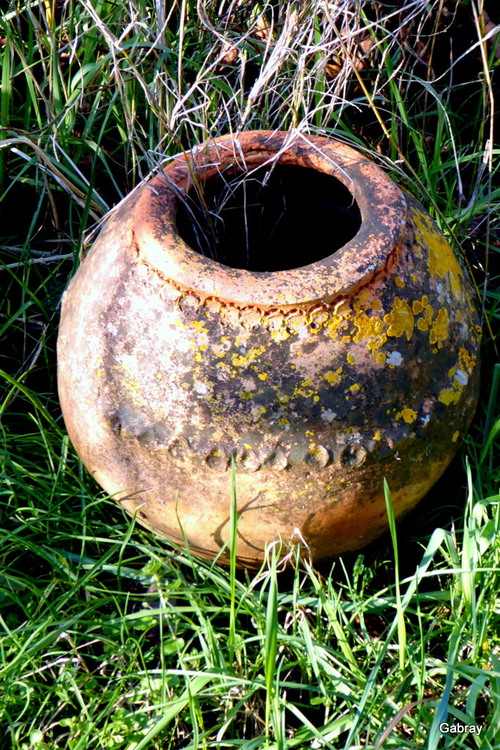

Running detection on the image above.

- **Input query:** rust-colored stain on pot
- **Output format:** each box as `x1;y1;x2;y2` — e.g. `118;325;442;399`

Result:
57;131;480;567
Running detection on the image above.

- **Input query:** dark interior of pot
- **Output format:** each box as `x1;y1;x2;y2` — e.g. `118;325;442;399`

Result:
176;164;362;272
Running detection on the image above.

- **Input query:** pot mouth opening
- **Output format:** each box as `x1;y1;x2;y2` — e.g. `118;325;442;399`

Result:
135;131;407;307
175;164;362;272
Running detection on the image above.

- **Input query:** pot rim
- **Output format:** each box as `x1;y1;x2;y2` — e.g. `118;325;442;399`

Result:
133;130;408;308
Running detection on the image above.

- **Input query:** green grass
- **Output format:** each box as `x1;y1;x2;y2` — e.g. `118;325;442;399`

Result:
1;0;499;747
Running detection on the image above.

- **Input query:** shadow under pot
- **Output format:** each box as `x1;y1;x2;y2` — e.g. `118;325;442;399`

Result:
57;130;481;568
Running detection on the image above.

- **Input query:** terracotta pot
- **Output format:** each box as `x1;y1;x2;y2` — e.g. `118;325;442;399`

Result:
57;131;480;567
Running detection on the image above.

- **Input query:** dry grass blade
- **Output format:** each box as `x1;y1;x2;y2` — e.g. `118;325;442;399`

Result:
1;136;105;219
374;698;435;750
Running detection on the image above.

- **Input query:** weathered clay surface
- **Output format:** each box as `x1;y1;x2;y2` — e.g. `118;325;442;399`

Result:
57;131;481;567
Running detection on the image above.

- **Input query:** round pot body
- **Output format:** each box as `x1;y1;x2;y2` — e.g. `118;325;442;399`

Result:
57;131;480;567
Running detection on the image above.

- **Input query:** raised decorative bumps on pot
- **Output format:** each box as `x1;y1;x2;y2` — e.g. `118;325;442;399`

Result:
57;131;481;568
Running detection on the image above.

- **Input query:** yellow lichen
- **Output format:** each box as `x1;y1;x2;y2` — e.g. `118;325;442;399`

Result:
231;345;266;368
277;393;291;404
239;391;255;401
191;321;209;333
216;361;234;374
429;307;450;346
438;387;462;405
270;328;290;342
353;288;373;311
384;297;414;341
324;368;343;386
416;302;434;332
326;312;350;340
251;405;267;418
350;311;388;354
458;346;476;374
413;210;464;300
213;345;229;358
352;311;385;342
395;408;418;424
292;378;318;399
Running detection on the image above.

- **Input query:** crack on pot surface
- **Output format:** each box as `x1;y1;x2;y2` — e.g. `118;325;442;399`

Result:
176;164;362;271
